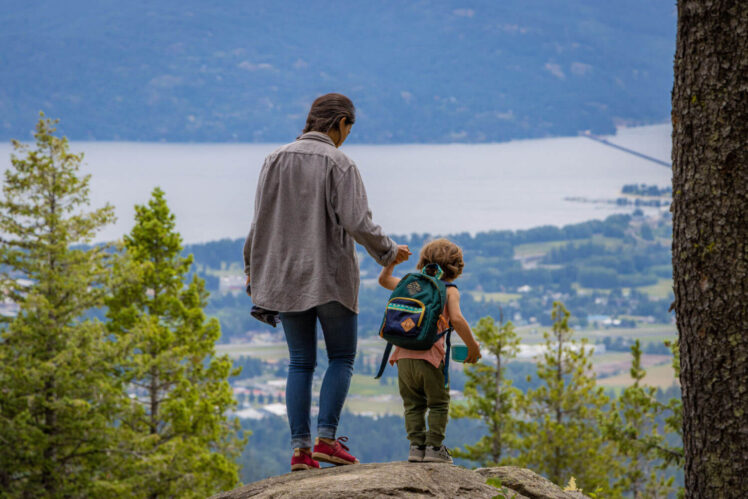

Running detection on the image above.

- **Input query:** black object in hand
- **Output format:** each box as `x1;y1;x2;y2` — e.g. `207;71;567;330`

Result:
245;282;280;327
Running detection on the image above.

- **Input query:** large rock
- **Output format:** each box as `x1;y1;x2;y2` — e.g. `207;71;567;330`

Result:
211;462;588;499
476;466;588;499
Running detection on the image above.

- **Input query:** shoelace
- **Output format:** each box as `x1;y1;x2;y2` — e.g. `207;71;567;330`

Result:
334;436;350;451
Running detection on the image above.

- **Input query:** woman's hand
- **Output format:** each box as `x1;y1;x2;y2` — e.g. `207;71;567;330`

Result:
394;245;412;264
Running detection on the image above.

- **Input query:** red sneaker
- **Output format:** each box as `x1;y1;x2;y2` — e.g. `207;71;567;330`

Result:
291;449;320;472
312;436;360;465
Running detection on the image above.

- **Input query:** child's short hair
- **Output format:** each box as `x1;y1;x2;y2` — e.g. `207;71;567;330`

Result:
416;238;465;281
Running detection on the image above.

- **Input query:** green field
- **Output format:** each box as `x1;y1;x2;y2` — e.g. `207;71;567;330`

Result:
216;343;288;360
580;324;676;343
598;362;678;389
343;397;403;416
637;278;674;299
513;240;571;258
348;374;399;397
513;236;624;259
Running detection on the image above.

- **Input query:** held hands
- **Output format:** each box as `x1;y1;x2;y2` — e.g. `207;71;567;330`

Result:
394;244;412;265
464;341;482;364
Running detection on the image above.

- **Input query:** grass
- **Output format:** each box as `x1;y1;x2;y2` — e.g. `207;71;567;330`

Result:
513;240;571;258
598;362;679;389
589;235;628;249
590;352;632;365
343;398;404;416
637;278;674;299
513;236;624;258
216;343;288;360
346;374;402;416
348;374;399;397
580;324;677;342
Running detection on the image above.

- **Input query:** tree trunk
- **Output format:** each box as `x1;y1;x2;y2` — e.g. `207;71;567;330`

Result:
493;345;502;464
672;1;748;497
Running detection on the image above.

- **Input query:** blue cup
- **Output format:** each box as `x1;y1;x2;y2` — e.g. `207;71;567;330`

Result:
451;345;468;362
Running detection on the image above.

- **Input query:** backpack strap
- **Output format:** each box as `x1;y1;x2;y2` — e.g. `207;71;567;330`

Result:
374;342;394;380
441;283;456;388
442;327;453;389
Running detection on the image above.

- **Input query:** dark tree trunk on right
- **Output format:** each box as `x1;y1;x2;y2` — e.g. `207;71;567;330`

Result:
671;1;748;497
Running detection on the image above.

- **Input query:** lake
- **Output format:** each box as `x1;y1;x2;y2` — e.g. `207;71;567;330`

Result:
0;124;671;243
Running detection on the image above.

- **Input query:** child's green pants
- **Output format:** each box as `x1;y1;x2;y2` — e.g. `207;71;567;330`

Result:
396;358;450;447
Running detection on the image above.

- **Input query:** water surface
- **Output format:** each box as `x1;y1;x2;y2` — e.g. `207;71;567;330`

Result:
0;124;671;243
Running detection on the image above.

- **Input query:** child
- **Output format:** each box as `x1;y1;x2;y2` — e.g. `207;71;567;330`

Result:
378;238;481;463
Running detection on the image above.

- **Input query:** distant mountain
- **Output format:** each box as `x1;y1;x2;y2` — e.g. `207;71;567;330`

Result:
0;1;676;143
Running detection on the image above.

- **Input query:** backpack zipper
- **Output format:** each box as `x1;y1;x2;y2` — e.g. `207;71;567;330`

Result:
385;297;426;327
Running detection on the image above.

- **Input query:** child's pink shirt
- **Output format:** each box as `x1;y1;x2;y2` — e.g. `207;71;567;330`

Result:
389;307;450;369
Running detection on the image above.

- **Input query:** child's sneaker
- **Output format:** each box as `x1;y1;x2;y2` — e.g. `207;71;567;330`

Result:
423;445;453;463
312;436;360;465
291;448;320;471
408;444;426;462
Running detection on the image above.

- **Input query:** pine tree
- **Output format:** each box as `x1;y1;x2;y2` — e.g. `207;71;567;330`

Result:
106;188;243;498
603;340;680;498
0;116;124;496
511;302;618;495
450;314;520;466
672;0;747;495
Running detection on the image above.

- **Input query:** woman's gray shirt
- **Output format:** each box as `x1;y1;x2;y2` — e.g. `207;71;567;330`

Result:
243;132;397;313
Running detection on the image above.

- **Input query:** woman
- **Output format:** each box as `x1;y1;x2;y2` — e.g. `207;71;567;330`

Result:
243;93;410;471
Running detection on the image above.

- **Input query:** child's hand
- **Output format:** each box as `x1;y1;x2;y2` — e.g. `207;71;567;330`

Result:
394;244;412;264
464;341;482;364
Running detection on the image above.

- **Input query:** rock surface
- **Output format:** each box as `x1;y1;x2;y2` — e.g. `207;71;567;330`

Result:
476;466;588;499
211;462;588;499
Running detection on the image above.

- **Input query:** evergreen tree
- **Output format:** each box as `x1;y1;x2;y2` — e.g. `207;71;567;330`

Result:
603;340;679;498
672;1;747;494
0;116;124;496
106;188;243;498
450;314;520;465
511;302;618;495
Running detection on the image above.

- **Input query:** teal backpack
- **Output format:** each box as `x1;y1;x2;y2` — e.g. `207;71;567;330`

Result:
375;263;455;387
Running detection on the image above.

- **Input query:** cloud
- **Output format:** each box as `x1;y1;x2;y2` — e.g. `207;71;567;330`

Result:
571;62;592;76
453;9;475;18
238;61;275;71
400;91;413;103
495;110;515;121
148;75;183;88
544;62;565;80
498;23;529;34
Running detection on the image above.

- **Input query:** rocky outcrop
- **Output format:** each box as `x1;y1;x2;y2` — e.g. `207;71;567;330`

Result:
476;466;589;499
211;462;589;499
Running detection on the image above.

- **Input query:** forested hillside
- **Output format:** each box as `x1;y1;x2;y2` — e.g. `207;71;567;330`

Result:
188;211;674;342
0;1;675;142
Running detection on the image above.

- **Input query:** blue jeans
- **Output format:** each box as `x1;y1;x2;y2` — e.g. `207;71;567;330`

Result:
279;301;357;449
